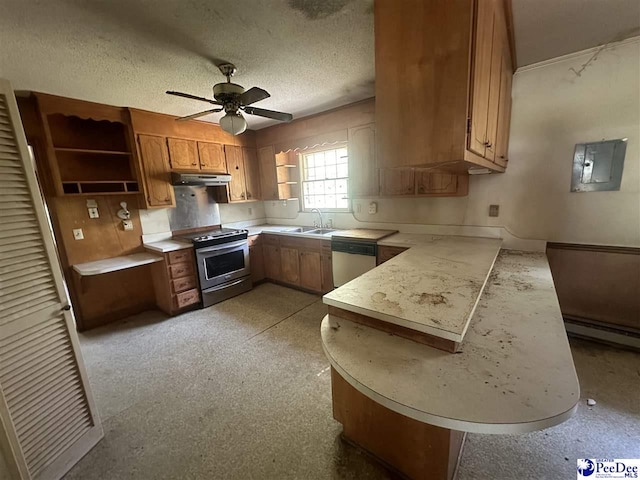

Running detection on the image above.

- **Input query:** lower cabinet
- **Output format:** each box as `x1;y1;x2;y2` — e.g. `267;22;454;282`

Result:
248;235;265;283
263;235;282;280
259;234;333;294
280;247;301;286
300;250;322;292
151;248;201;315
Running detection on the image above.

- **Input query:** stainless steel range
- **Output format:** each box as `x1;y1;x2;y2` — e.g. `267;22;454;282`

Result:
177;228;251;307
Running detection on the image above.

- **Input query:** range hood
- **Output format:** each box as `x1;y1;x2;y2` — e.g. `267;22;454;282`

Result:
171;172;231;186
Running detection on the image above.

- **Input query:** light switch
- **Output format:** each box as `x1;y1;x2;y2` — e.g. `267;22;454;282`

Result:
122;220;134;231
88;207;99;218
73;228;84;240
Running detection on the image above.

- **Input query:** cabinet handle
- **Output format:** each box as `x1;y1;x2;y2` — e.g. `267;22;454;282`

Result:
62;305;71;311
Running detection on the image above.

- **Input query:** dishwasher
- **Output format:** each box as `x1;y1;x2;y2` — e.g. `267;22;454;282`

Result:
331;238;377;287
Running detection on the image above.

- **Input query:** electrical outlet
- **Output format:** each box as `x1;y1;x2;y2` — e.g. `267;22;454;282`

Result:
489;204;500;217
356;203;362;213
73;228;84;240
122;220;134;231
88;207;99;218
248;207;253;215
368;202;378;214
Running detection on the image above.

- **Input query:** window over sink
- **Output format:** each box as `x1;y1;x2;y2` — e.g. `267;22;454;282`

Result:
300;146;349;212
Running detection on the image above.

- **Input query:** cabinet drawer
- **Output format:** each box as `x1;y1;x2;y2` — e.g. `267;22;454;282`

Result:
175;288;200;309
263;234;280;246
171;276;197;294
168;249;193;265
169;262;194;279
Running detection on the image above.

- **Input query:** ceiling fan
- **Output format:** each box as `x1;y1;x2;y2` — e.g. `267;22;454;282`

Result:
166;63;293;135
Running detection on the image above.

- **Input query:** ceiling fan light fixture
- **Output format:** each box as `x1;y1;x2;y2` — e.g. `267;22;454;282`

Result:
219;112;247;135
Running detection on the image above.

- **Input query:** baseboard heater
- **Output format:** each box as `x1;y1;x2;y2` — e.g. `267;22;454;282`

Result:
564;316;640;351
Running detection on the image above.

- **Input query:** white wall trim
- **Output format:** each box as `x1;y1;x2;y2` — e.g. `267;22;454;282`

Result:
515;35;640;74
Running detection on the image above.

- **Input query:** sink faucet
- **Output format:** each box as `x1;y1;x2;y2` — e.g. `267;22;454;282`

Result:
311;208;324;229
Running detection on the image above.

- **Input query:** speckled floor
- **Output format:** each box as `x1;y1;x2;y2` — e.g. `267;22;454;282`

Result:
66;283;640;480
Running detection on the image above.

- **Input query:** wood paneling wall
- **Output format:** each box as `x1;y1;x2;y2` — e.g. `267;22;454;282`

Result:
547;243;640;332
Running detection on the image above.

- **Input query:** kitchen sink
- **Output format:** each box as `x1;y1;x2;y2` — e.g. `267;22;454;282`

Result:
287;226;318;233
306;228;336;235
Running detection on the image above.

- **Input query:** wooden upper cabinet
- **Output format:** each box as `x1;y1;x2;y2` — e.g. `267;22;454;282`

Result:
136;134;175;207
495;41;513;167
224;144;247;201
242;147;261;201
415;171;469;197
258;145;279;200
380;168;415;196
375;0;512;173
167;137;199;170
198;142;227;172
468;0;496;158
348;123;378;197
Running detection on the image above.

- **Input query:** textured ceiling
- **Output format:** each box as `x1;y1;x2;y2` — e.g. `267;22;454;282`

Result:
512;0;640;66
1;0;638;130
0;0;375;129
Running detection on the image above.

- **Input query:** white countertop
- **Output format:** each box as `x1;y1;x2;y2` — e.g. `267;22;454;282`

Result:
245;225;301;236
73;252;163;276
324;236;502;342
321;251;580;434
143;239;193;253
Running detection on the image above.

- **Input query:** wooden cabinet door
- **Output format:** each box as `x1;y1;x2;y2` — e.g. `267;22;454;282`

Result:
495;43;513;167
280;247;300;285
249;244;265;283
380;168;415;196
198;142;227;172
258;145;279;200
137;134;175;207
348;123;378;197
167;137;199;170
263;244;281;280
484;2;506;163
300;250;322;292
224;144;247;201
242;147;262;201
468;0;496;157
321;252;333;293
415;171;468;196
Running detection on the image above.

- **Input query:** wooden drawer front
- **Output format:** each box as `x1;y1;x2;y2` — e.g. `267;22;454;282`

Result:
377;246;409;265
175;288;200;309
169;262;194;279
248;235;262;247
168;249;192;265
171;276;197;294
263;234;280;246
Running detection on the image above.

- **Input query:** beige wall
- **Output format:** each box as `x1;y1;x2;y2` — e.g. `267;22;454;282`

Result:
267;38;640;247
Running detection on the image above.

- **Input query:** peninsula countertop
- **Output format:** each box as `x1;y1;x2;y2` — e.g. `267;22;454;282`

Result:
321;250;580;434
324;235;503;342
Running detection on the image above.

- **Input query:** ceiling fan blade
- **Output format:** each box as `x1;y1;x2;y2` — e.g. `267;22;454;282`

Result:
238;87;270;106
166;91;220;105
243;106;293;122
176;108;223;121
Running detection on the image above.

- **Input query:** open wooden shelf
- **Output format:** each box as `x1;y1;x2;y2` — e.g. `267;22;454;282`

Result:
276;164;298;168
62;181;139;195
54;147;131;156
278;181;298;185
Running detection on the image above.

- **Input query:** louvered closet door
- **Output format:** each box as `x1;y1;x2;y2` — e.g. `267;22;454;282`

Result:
0;79;103;480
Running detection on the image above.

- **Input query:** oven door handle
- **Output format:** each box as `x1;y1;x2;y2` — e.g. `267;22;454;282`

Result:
196;240;248;255
205;278;248;292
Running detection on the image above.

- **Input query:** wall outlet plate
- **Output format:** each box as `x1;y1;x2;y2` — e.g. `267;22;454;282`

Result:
489;204;500;217
88;207;99;219
368;202;378;214
122;220;134;231
73;228;84;240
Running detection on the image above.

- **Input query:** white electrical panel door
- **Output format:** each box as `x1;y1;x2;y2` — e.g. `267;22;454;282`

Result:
0;79;103;480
